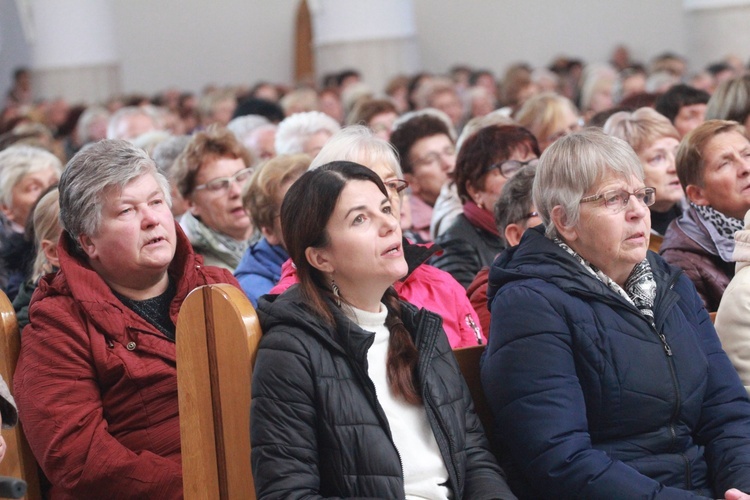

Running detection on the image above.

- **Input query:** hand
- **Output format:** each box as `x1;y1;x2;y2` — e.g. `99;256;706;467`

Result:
725;488;750;500
0;435;6;463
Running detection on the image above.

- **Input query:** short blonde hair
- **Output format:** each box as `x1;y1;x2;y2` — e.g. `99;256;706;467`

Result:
31;187;61;280
242;154;310;230
603;107;680;155
516;92;579;146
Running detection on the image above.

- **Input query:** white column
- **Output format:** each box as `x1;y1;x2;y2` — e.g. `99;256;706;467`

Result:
25;0;120;103
309;0;420;94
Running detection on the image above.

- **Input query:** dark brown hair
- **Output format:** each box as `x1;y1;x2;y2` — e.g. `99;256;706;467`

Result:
454;124;540;201
389;114;451;175
281;161;421;403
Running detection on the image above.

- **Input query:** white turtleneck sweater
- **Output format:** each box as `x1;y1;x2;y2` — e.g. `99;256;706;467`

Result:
345;303;451;500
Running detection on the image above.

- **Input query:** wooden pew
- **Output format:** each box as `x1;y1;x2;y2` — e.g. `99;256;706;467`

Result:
453;344;493;442
176;284;262;500
0;290;39;500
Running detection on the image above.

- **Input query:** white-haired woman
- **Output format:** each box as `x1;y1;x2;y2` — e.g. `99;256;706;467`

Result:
0;145;61;300
482;128;750;499
13;140;236;499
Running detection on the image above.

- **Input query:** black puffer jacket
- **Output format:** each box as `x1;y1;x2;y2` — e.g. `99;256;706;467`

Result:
252;286;515;499
432;214;504;289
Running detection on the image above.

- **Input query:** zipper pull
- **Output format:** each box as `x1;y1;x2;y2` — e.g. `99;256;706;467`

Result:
465;315;483;345
659;333;673;356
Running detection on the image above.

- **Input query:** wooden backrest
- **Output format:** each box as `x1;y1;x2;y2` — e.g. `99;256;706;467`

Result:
0;290;40;500
453;344;493;442
176;284;262;500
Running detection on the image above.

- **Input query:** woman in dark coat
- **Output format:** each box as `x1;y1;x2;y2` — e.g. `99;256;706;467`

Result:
482;128;750;499
251;162;515;499
433;125;539;288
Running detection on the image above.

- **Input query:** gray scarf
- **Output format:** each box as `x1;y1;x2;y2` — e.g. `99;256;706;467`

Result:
180;211;249;269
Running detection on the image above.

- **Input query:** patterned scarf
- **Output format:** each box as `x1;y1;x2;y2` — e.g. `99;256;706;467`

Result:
555;239;656;322
180;211;250;269
692;203;744;239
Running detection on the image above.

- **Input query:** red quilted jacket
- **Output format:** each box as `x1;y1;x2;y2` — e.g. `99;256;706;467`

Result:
14;227;237;500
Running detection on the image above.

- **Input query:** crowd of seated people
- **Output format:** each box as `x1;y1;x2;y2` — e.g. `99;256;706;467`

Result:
1;46;750;498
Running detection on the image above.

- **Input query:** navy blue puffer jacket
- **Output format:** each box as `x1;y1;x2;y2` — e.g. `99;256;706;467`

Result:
482;226;750;499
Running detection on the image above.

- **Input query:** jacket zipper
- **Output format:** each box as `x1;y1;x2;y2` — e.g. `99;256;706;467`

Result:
465;314;483;345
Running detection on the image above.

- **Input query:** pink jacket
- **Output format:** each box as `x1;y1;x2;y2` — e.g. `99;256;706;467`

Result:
270;242;484;348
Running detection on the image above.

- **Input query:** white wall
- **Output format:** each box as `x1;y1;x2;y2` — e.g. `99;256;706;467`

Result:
110;0;299;94
413;0;686;76
110;0;691;96
4;0;749;101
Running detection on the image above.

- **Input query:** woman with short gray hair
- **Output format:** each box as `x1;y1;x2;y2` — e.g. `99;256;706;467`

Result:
13;139;237;499
0;145;61;300
482;128;750;498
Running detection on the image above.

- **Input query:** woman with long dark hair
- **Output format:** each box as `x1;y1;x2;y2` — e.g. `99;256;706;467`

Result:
251;161;514;499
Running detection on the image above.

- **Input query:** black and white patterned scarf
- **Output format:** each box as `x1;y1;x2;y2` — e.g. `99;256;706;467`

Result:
555;238;656;321
693;203;744;239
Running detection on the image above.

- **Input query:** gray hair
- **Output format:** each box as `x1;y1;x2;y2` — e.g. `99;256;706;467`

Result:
274;111;341;155
456;111;515;153
59;140;171;250
31;187;61;280
309;125;402;177
533;128;644;238
151;135;191;178
76;106;110;145
106;106;157;140
494;164;537;245
0;145;63;207
227;114;271;141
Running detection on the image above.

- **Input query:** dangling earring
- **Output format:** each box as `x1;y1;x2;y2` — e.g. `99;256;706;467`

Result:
331;279;341;307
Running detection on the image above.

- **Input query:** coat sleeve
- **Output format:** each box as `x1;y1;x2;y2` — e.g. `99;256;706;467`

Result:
685;275;750;494
13;299;182;499
251;328;335;500
714;270;750;396
431;236;481;289
482;281;710;499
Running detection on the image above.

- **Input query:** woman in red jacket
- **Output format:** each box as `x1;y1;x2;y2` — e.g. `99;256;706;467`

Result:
13;139;237;499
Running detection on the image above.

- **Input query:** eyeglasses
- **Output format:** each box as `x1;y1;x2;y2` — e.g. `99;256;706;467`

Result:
194;167;253;193
517;211;539;222
483;158;539;178
384;178;409;194
412;146;456;167
580;186;656;213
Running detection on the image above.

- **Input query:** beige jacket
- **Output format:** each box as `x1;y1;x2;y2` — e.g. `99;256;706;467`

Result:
715;210;750;396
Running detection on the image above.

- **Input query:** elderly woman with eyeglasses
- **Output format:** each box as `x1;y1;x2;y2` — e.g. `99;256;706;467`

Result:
432;125;540;288
482;128;750;499
173;125;256;271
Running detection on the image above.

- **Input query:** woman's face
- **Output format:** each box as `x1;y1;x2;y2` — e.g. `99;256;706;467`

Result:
471;147;537;212
539;106;581;152
638;136;683;212
1;167;59;228
368;112;398;141
407;134;456;206
189;156;253;241
80;173;176;293
558;175;651;287
369;161;403;219
309;180;407;309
